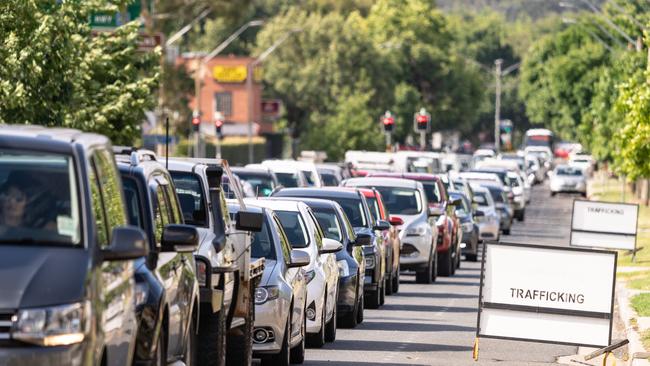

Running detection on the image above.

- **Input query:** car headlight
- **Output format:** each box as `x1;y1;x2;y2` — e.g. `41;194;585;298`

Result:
337;260;350;277
13;301;90;346
305;270;316;284
405;225;427;237
195;257;209;287
254;286;280;305
462;222;474;232
365;255;375;269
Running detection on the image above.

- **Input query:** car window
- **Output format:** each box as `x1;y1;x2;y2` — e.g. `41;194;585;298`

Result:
338;206;356;241
302;170;316;186
320;173;339;186
307;209;324;251
235;172;275;197
121;177;143;229
473;192;489;207
330;197;368;228
312;208;343;242
0;149;81;245
271;215;292;264
251;217;276;260
276;172;299;188
93;150;127;236
452;194;470;214
276;210;310;248
422;181;442;203
89;160;109;248
170;172;208;227
163;182;182;224
368;186;422;215
365;196;381;222
486;187;505;203
556;167;583;176
153;184;172;245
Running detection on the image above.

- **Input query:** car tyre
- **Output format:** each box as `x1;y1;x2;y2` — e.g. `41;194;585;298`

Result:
550;191;556;197
198;305;226;366
392;265;400;293
289;314;306;364
415;253;434;284
466;253;478;262
503;228;510;235
153;326;166;366
307;300;326;348
365;285;381;309
379;279;386;305
385;272;393;295
325;301;337;342
226;290;254;366
356;295;364;324
437;249;453;277
339;287;359;328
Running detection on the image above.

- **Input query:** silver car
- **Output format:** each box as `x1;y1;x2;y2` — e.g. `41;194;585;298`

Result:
470;185;501;242
549;165;587;197
230;204;310;366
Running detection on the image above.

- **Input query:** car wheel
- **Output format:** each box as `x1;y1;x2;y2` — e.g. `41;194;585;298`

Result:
198;305;226;366
226;289;254;366
307;299;326;348
466;253;478;262
184;316;197;366
379;279;386;306
356;295;364;324
339;286;358;328
581;192;587;198
153;326;166;366
289;313;306;364
550;191;556;197
503;228;510;235
365;285;381;309
325;301;337;342
437;249;453;277
263;317;290;366
415;253;434;284
385;272;394;295
392;265;400;293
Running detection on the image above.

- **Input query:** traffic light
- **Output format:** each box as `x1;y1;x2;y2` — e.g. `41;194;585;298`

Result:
414;108;431;132
215;118;224;137
381;111;395;133
191;113;200;132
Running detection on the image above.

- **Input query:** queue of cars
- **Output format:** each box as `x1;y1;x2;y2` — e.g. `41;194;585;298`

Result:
1;125;594;366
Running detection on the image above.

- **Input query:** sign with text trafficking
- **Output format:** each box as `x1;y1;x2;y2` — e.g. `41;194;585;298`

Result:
570;199;639;251
476;242;616;348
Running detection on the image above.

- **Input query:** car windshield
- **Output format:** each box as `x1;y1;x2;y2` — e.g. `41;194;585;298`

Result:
328;197;368;228
302;170;317;186
312;208;343;241
422;181;442;203
452;194;470;214
251;217;276;260
371;186;422;215
485;186;505;203
474;191;490;207
0;150;81;245
122;177;143;228
320;173;339;186
556;167;583;176
170;172;208;227
509;176;520;188
276;172;299;187
276;210;310;248
235;172;275;197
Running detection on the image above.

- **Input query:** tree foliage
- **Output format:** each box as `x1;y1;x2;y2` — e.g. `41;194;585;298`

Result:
0;0;158;145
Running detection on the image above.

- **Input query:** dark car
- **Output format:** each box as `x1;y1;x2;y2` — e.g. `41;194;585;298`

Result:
115;148;200;365
275;197;367;327
0;126;147;365
272;187;387;309
449;191;481;262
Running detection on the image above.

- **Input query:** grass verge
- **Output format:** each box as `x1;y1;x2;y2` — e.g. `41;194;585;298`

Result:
630;293;650;317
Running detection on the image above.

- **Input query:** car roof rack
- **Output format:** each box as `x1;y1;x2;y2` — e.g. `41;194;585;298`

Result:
113;146;157;165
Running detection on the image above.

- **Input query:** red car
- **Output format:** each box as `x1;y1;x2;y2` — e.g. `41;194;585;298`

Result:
358;188;402;294
367;172;460;277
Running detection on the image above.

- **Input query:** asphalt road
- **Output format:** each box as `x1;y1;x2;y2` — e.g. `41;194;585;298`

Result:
301;183;580;366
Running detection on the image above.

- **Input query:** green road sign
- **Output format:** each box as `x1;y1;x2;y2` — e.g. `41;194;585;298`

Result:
90;1;151;30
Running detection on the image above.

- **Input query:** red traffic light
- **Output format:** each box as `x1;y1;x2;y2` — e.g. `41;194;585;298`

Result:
215;119;224;127
416;114;429;123
192;116;200;125
383;116;395;126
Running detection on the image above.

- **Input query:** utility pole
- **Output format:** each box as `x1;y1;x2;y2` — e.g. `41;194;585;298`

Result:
494;59;503;153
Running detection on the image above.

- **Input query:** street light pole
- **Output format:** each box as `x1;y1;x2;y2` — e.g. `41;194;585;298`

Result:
192;19;264;158
494;59;502;153
246;28;302;164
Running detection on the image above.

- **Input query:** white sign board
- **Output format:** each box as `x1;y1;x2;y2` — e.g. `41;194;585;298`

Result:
477;242;616;348
570;200;639;250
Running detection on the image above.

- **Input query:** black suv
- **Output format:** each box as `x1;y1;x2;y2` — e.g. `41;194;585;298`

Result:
115;148;200;366
0;126;147;365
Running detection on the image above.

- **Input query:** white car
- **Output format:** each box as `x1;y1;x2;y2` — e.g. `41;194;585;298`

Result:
549;165;587;197
249;199;341;347
569;154;595;177
470;184;501;242
506;171;526;221
342;177;441;282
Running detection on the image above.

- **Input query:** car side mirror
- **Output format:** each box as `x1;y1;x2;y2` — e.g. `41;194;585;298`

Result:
473;210;485;218
288;250;310;268
373;219;391;231
103;226;148;261
389;216;404;226
236;211;263;232
160;224;199;253
320;238;343;254
353;232;372;246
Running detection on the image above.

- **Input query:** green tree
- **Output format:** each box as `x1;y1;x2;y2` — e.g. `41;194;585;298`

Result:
0;0;158;144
